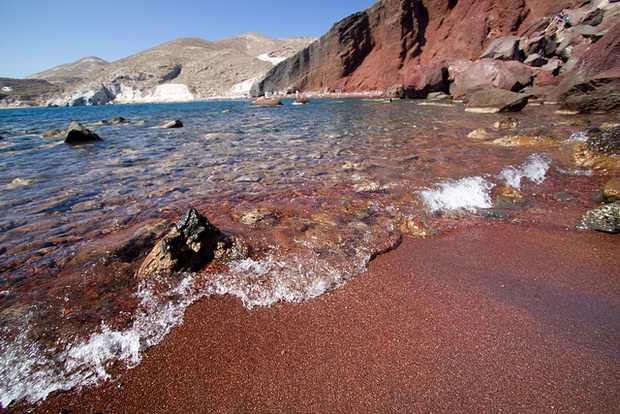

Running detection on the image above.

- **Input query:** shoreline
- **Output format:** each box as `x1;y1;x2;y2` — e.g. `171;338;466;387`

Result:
9;220;619;413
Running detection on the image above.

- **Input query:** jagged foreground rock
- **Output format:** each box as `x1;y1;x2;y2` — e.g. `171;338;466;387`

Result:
47;33;314;106
137;208;249;279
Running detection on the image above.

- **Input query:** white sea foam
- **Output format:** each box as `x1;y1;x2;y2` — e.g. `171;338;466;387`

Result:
0;273;206;408
421;176;494;212
499;154;550;189
0;246;374;408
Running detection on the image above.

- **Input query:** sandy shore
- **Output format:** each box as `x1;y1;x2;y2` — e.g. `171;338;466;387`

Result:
8;221;620;413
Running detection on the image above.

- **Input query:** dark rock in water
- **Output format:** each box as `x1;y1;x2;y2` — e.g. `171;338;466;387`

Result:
109;117;128;124
479;209;512;220
161;120;183;128
65;121;102;144
42;129;65;138
137;207;249;279
0;136;3;140
293;97;310;105
465;87;528;113
576;201;620;233
251;98;283;107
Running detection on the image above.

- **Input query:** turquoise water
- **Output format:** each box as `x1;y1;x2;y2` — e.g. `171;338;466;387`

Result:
0;99;612;407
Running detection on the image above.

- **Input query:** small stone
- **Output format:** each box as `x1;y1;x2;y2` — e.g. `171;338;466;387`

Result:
468;128;491;140
602;178;620;202
493;186;529;209
161;120;183;128
493;117;519;130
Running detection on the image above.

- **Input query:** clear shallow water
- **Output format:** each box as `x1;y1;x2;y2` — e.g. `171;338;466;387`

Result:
0;99;615;407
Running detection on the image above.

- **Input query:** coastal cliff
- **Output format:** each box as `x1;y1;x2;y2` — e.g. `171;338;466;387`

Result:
251;0;617;97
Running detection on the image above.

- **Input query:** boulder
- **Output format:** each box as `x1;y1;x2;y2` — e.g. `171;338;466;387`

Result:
161;120;183;128
137;207;249;279
400;64;449;98
576;201;620;233
524;54;548;67
480;36;526;61
451;59;533;99
64;121;102;144
582;8;603;26
524;34;558;58
250;98;283;107
465;87;529;113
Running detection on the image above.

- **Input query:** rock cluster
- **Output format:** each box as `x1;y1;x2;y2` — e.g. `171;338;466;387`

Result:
137;208;249;279
573;126;620;170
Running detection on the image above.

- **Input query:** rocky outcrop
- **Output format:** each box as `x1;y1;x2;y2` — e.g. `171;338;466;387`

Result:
252;0;586;96
64;122;102;144
137;208;249;279
450;59;534;99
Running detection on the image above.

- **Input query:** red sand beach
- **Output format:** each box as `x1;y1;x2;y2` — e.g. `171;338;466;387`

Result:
10;220;619;414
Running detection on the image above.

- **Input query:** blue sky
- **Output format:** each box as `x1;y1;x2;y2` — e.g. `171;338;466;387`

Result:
0;0;377;79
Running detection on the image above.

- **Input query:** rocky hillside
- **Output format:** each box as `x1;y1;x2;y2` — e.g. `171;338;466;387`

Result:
26;56;109;85
0;78;58;107
47;33;315;106
252;0;619;101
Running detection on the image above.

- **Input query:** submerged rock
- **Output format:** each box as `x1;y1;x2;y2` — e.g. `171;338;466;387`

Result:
493;186;528;209
576;201;620;233
42;129;65;138
468;128;492;140
64;121;102;144
137;207;249;279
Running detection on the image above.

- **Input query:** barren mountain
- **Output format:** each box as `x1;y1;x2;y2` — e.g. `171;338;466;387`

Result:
26;56;109;85
48;33;315;106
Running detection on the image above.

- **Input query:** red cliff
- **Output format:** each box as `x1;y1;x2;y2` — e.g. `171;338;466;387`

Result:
252;0;584;96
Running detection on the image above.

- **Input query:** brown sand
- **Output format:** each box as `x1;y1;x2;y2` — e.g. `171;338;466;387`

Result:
9;222;620;413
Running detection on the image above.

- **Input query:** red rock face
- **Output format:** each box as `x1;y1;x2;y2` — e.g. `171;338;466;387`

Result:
252;0;582;95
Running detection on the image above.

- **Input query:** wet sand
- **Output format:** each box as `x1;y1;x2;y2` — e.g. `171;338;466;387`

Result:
9;221;620;413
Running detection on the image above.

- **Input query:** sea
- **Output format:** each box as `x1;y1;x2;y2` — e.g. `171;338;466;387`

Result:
0;98;616;408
